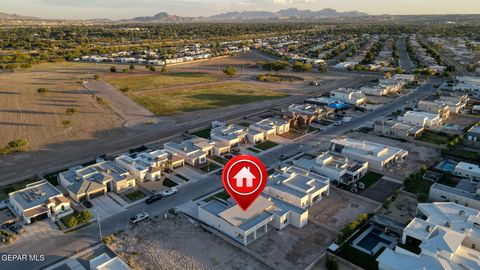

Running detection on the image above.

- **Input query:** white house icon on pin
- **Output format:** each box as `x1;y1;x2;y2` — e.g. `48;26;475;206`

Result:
233;166;256;188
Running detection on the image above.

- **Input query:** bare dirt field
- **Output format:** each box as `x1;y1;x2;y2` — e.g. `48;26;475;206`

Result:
379;192;417;225
109;214;268;270
0;64;123;152
248;222;337;270
309;188;380;231
348;131;442;179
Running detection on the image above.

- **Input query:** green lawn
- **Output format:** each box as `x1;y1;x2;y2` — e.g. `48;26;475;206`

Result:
129;82;287;115
360;172;383;188
443;148;480;162
163;178;179;187
192;128;211;139
104;72;218;91
204;190;231;202
175;174;189;182
199;162;221;172
124;190;146;202
247;147;261;153
210;156;228;165
254;141;279;151
417;131;451;145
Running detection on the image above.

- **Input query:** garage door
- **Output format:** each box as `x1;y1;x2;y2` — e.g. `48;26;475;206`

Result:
30;212;48;223
87;190;105;200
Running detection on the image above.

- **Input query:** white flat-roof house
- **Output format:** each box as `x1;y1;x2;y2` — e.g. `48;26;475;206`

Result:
164;138;211;166
467;125;480;143
9;180;73;224
247;118;290;143
198;195;308;246
89;253;132;270
374;120;425;138
293;151;368;186
330;88;366;106
331;138;408;172
398;111;443;128
114;150;169;182
454;162;480;181
441;76;480;98
210;122;248;148
360;85;390;96
429;182;480;210
265;166;330;208
418;95;469;116
59;161;136;203
377;202;480;270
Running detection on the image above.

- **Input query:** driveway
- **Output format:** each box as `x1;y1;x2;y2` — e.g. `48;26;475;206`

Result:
91;196;125;220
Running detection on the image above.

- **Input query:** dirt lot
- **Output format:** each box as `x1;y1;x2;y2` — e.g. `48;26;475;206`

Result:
0;63;123;151
110;214;268;270
379;192;417;225
248;222;336;270
309;188;380;231
348;131;442;179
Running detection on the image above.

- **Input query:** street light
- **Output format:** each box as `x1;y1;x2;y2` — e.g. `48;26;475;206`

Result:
92;208;103;242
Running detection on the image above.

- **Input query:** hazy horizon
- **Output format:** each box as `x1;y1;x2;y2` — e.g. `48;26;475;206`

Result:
1;0;479;20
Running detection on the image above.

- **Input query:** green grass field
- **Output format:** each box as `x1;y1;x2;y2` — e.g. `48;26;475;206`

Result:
130;82;288;115
105;72;218;91
254;141;279;151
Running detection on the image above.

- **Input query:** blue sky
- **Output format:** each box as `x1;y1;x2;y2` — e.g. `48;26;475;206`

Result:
1;0;479;19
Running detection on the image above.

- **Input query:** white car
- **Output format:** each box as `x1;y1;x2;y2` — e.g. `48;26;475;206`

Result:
342;117;352;123
130;213;149;224
160;187;178;197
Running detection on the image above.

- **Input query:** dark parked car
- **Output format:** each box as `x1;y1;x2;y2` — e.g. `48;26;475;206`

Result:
146;194;163;204
9;223;25;234
83;200;93;208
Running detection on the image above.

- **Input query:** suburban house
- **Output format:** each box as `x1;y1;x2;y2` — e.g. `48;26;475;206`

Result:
89;253;131;270
466;125;480;144
360;85;390;96
374;120;424;138
392;74;416;84
288;103;335;125
429;181;480;210
210;122;248;148
418;95;469;116
454;162;480;181
198;195;308;246
164;138;212;166
265;166;330;208
114;149;182;182
441;76;480;98
59;161;136;203
247;118;290;143
9;180;73;224
330;138;408;171
398;111;443;128
377;202;480;270
330;88;367;106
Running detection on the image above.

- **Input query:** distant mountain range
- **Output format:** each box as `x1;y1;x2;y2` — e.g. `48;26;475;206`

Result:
118;8;369;23
0;11;39;20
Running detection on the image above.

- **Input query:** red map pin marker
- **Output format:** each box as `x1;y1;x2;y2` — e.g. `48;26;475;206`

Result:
222;154;268;211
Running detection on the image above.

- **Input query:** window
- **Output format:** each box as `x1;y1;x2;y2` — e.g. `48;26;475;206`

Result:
61;205;65;211
283;218;288;224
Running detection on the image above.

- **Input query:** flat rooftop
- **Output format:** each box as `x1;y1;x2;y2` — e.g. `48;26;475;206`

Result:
10;180;62;210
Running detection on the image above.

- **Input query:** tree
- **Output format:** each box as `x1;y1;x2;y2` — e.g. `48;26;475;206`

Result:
149;66;156;72
263;60;288;72
223;66;237;76
110;66;116;73
129;64;135;70
161;64;167;73
93;74;100;80
292;61;312;72
318;62;328;73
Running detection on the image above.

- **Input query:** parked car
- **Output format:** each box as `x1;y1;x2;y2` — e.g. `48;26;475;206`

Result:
83;200;93;208
146;194;163;204
160;188;178;197
342;117;352;123
9;223;25;234
130;213;149;224
333;121;342;126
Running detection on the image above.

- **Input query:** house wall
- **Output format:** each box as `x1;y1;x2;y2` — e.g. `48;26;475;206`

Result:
114;179;136;193
429;186;480;210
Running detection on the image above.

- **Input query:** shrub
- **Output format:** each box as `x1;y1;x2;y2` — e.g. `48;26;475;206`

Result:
223;66;237;76
62;215;78;228
37;88;49;94
66;108;78;115
149;66;156;72
77;209;93;224
129;64;135;70
325;255;339;270
122;68;128;73
110;66;117;72
93;74;100;80
161;65;167;72
120;87;130;93
96;97;110;106
103;235;115;245
62;120;72;127
292;61;312;72
8;138;28;150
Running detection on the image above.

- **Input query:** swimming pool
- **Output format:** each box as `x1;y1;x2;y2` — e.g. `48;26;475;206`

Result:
436;160;458;173
356;231;392;251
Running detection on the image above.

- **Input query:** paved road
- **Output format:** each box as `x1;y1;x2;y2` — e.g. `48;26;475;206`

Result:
397;38;413;73
0;79;437;270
